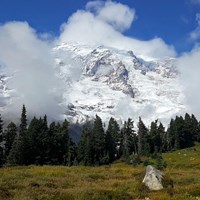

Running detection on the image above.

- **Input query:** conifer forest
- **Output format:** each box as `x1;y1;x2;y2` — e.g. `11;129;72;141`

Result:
0;105;200;167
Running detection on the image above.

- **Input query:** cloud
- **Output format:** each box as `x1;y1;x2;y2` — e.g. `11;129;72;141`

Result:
190;13;200;41
177;45;200;117
60;1;176;60
0;21;63;121
191;0;200;5
86;0;135;32
115;97;156;121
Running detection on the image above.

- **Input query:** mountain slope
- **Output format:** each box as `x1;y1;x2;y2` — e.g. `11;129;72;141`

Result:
0;43;186;124
1;143;200;200
53;43;186;124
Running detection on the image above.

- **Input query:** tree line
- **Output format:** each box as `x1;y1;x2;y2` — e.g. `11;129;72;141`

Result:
0;105;200;167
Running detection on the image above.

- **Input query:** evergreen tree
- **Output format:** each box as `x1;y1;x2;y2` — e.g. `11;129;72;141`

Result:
78;116;107;166
25;117;39;164
137;117;149;156
191;114;200;142
149;120;162;153
183;113;194;148
18;104;28;164
19;104;27;135
197;122;200;142
167;115;195;150
61;119;71;165
67;139;77;166
93;115;106;165
149;120;157;153
7;135;20;165
47;121;60;164
3;122;17;159
167;119;176;150
121;118;137;159
41;119;75;165
26;116;49;165
8;105;28;165
105;128;116;163
46;120;66;165
105;117;120;162
174;116;184;149
77;125;94;165
158;122;167;152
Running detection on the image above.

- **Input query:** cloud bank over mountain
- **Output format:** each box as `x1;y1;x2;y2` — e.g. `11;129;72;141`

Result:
177;45;200;117
0;21;62;120
60;1;176;60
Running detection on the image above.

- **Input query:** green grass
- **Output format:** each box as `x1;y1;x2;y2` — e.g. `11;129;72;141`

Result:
0;144;200;200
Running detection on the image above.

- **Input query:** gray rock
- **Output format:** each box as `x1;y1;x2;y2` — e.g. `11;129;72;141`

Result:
142;165;163;191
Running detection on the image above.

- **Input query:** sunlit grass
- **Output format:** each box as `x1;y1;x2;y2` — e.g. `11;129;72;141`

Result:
0;143;200;200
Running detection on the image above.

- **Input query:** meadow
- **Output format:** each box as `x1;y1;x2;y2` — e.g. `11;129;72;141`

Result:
0;144;200;200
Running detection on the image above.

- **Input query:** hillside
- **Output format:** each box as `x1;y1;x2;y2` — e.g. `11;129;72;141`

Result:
0;144;200;200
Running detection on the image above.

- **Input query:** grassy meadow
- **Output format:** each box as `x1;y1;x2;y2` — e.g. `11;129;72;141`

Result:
0;144;200;200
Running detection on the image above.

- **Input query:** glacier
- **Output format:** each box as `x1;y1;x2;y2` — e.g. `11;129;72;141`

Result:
53;43;186;125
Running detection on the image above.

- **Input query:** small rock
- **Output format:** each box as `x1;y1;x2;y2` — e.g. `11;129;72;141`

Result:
142;165;163;191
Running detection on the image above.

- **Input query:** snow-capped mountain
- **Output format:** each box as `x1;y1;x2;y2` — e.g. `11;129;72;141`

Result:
52;43;186;124
0;42;187;125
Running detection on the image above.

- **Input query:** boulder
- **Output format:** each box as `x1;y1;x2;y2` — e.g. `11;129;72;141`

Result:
142;165;163;191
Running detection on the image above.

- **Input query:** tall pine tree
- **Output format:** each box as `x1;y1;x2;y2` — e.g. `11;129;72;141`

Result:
19;104;27;135
137;117;149;156
8;105;28;165
93;115;106;165
121;118;137;159
149;120;162;153
105;117;120;162
3;122;17;159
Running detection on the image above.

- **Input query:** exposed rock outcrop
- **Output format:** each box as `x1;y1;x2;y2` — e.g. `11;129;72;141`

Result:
142;165;163;191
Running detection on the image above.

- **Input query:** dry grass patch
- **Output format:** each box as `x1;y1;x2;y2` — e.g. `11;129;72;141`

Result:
0;144;200;200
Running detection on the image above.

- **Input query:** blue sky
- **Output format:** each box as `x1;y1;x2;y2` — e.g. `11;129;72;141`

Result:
0;0;200;54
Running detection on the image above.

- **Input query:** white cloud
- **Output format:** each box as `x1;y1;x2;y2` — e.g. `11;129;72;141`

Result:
0;21;63;121
177;45;200;117
86;0;135;32
60;1;176;60
115;97;156;122
190;13;200;41
191;0;200;5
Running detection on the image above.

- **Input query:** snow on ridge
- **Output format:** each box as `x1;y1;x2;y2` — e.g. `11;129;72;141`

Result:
53;43;186;125
0;42;186;125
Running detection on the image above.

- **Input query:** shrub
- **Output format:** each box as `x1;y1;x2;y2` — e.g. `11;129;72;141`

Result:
143;159;153;166
129;154;142;166
156;154;167;170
